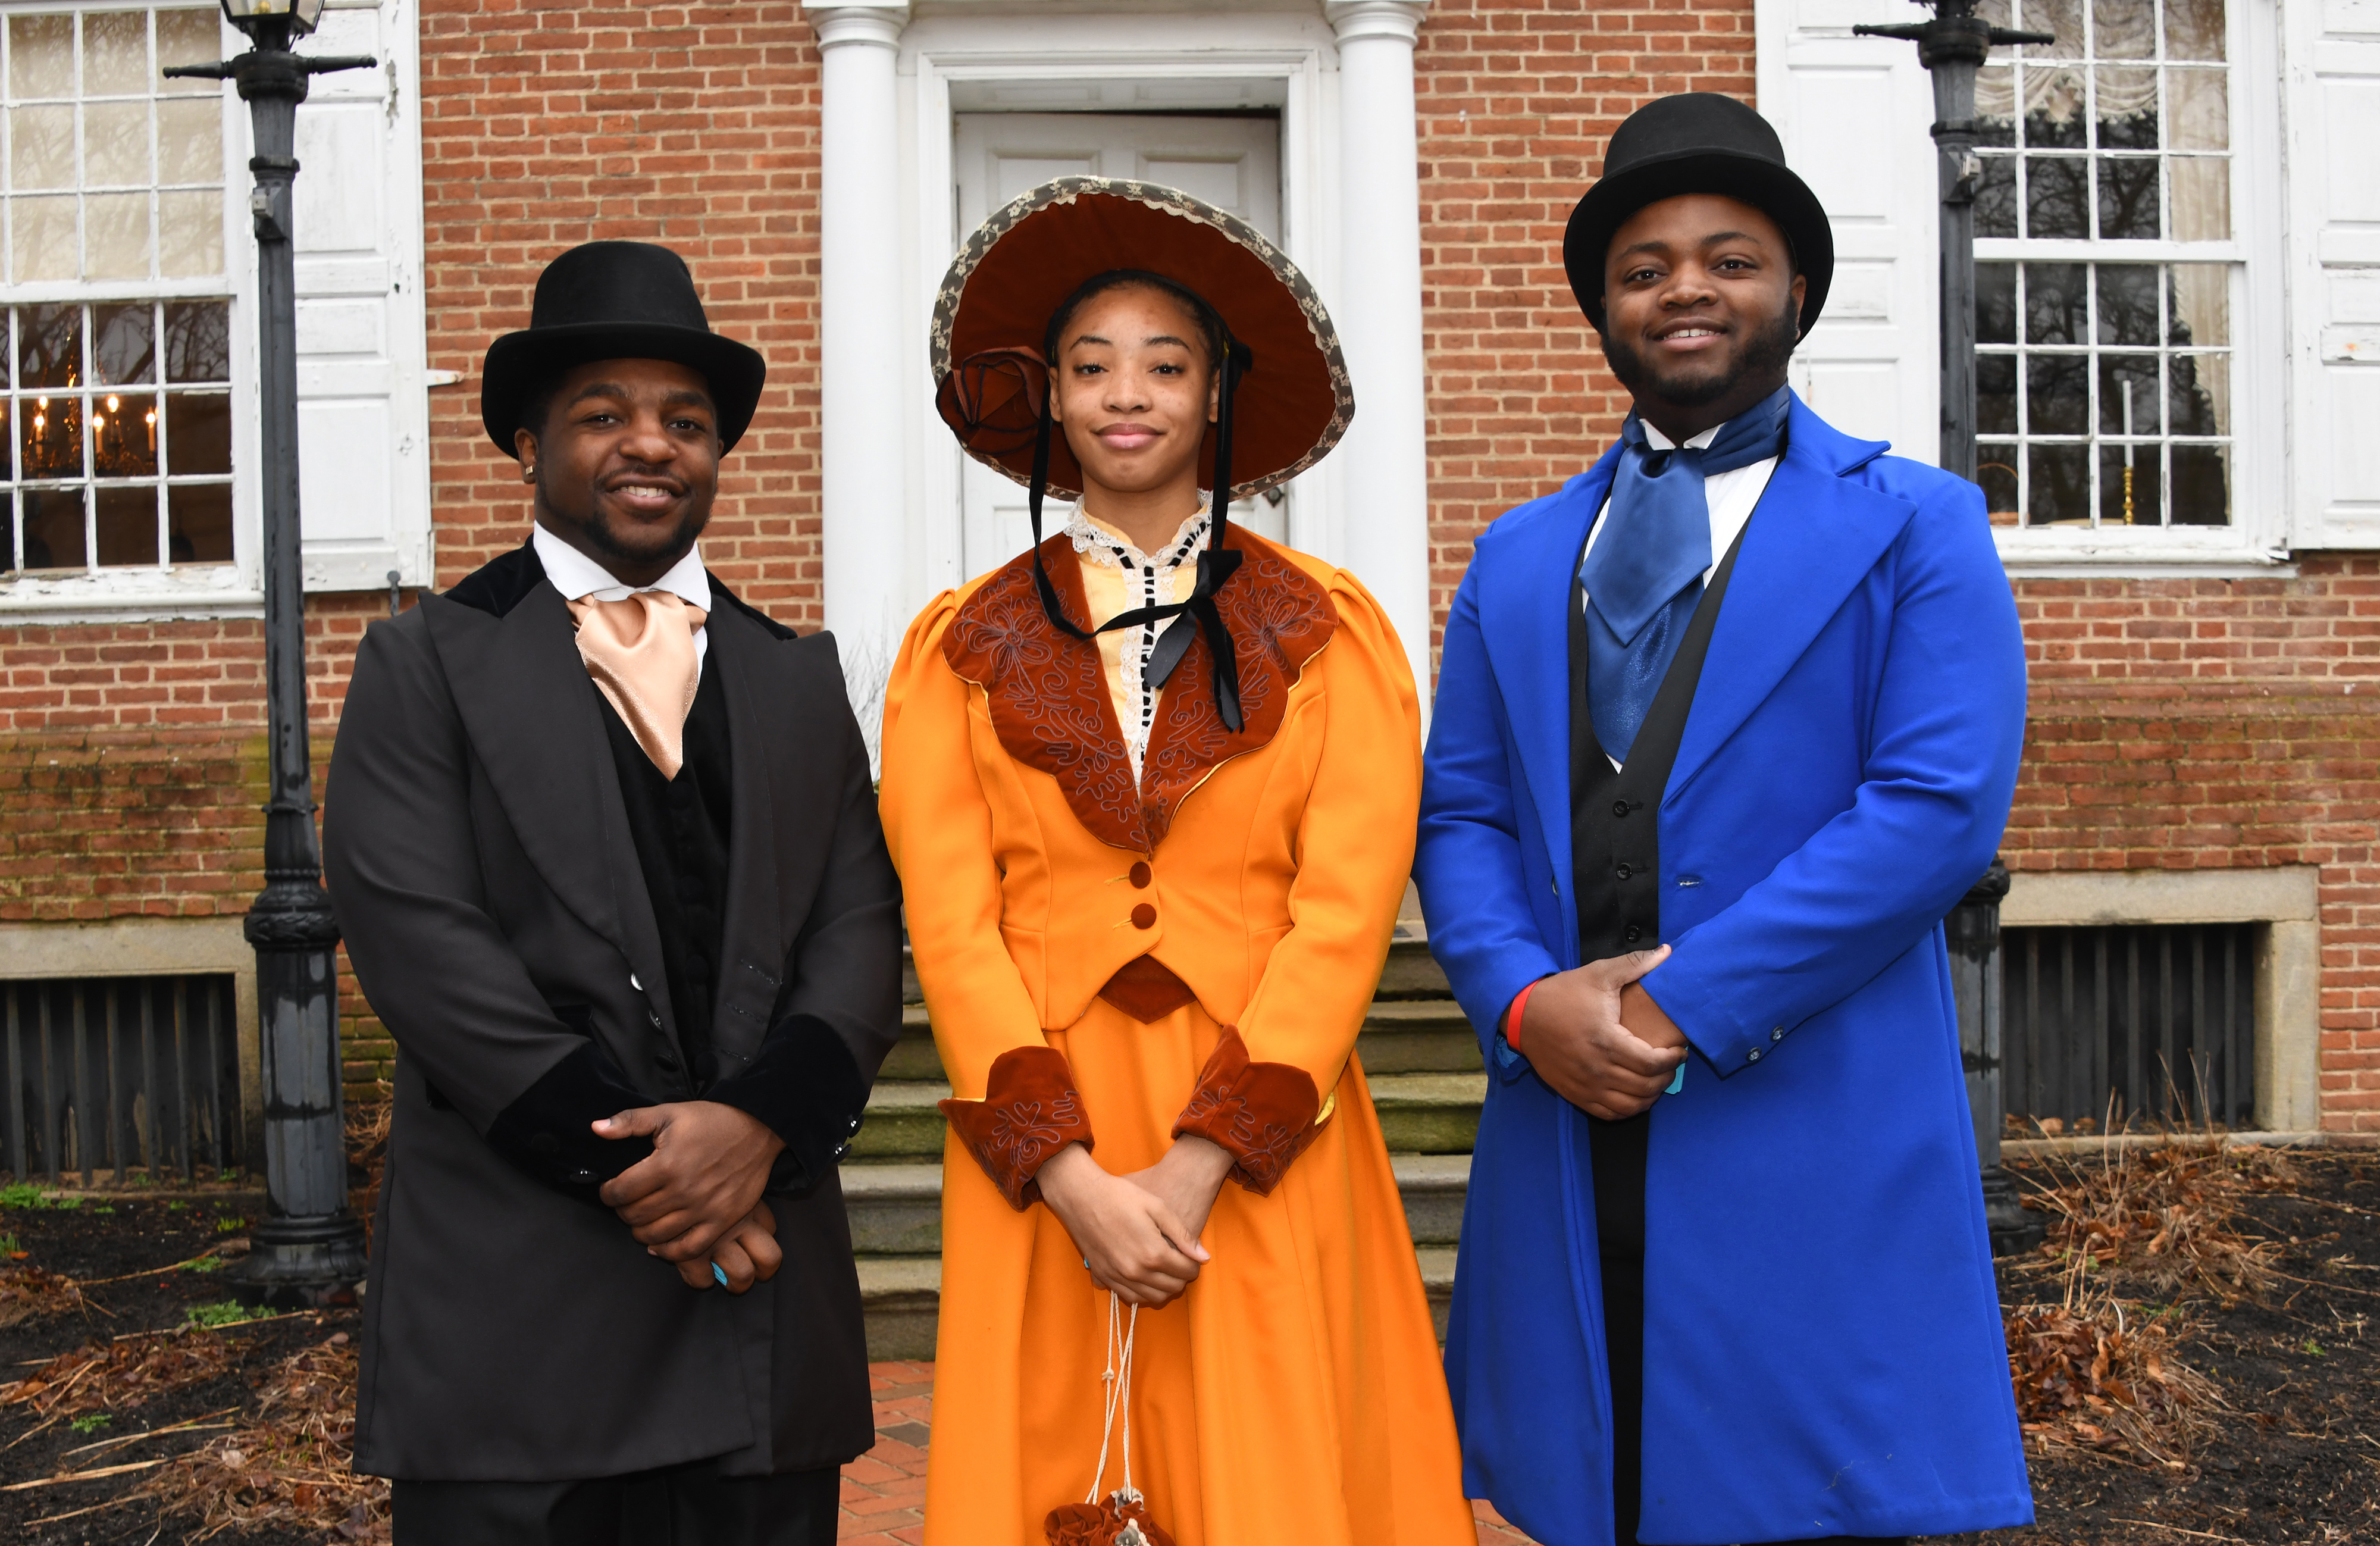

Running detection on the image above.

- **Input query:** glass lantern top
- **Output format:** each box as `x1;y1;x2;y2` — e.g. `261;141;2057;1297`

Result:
217;0;327;37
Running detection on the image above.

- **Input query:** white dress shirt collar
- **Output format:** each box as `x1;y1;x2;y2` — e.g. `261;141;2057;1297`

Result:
531;523;712;668
1634;417;1722;453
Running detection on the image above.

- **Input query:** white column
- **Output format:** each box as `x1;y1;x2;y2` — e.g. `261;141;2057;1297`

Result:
806;1;909;677
1326;1;1433;705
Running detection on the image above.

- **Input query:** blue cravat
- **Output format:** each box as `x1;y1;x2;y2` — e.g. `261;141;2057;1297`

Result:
1578;387;1790;761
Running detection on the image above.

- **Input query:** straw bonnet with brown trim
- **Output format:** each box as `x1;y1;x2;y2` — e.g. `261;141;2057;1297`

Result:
931;177;1352;502
928;177;1355;731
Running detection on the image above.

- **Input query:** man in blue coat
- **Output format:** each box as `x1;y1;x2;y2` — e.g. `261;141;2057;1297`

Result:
1414;94;2034;1545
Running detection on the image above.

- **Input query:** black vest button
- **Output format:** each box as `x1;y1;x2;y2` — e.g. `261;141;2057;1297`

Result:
1624;925;1643;943
1615;863;1633;880
1612;800;1630;818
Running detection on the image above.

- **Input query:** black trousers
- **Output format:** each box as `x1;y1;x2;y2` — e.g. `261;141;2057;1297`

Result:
1587;1113;1903;1546
392;1458;840;1546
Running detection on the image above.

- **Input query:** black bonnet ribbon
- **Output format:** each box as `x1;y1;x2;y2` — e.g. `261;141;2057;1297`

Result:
1028;339;1255;733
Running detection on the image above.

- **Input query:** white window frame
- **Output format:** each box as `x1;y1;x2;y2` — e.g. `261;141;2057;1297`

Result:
0;0;427;623
0;1;258;619
1978;0;2290;575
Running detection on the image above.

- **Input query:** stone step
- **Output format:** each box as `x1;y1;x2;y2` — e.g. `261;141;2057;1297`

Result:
854;1069;1483;1160
856;1254;941;1363
841;1163;944;1256
1369;1072;1486;1154
855;1190;1467;1359
877;995;1480;1087
848;1080;951;1160
843;1154;1470;1257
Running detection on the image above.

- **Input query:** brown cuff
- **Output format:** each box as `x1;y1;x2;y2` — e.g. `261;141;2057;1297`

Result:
1171;1027;1324;1197
940;1046;1094;1210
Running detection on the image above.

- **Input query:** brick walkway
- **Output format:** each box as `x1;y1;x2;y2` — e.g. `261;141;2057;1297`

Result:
837;1362;1537;1544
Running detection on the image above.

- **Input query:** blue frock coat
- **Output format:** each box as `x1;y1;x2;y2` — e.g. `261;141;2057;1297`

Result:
1413;396;2034;1545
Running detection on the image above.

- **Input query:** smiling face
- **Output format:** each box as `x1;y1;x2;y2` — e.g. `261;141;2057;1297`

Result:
1598;192;1807;440
515;357;721;587
1048;284;1219;515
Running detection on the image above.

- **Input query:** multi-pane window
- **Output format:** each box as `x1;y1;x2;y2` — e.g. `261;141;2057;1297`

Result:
10;299;230;568
2;7;231;576
1972;0;2235;529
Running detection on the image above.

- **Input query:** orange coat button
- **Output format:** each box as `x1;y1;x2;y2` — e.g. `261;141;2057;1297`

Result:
1129;862;1152;888
1130;903;1157;930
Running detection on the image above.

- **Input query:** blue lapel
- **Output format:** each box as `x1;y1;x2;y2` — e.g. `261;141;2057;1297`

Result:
1664;395;1913;806
1477;448;1619;949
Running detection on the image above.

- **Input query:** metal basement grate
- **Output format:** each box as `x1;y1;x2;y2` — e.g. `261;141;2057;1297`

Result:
1;974;245;1185
2002;923;2256;1132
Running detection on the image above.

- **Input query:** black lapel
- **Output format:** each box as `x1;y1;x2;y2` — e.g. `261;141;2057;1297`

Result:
424;559;675;1032
702;586;793;1068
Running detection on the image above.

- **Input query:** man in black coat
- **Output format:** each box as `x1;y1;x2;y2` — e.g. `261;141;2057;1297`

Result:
325;241;903;1546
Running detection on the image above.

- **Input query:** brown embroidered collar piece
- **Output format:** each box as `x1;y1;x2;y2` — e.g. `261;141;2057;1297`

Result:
942;528;1336;853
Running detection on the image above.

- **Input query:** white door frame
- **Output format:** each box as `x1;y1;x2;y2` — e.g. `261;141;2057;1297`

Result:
805;0;1433;718
906;17;1341;602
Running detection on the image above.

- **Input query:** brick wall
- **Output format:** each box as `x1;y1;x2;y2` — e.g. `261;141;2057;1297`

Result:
2;0;2375;1132
2006;561;2380;1132
1417;0;1759;663
4;0;832;1097
419;0;827;616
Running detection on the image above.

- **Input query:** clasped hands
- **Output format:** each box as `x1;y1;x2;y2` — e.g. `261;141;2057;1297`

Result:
1036;1134;1232;1310
1512;944;1692;1121
591;1101;785;1294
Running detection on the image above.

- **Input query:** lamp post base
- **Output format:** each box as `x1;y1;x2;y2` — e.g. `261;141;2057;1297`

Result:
1982;1162;2046;1257
228;1212;368;1309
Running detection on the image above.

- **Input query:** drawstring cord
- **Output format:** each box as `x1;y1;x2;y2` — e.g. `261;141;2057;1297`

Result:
1087;1292;1141;1507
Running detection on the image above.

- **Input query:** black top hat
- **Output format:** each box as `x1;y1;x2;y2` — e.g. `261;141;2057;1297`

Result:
481;241;768;456
1563;93;1834;336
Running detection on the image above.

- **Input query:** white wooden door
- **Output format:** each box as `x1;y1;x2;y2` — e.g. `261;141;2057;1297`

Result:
950;112;1285;578
1756;0;1942;463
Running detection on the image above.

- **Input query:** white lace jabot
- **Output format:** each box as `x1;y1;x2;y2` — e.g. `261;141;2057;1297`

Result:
1059;504;1211;781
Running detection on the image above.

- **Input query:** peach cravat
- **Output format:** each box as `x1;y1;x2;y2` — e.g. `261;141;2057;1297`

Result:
566;591;707;779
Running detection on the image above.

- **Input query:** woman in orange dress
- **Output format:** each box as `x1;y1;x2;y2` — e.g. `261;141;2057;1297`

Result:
879;179;1474;1546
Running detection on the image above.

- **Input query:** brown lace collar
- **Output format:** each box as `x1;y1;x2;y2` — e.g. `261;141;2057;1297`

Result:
942;527;1336;853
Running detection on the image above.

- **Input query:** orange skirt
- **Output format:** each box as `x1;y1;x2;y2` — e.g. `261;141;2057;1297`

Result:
922;995;1474;1546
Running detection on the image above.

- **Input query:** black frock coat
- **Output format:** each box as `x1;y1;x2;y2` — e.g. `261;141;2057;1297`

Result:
324;543;903;1481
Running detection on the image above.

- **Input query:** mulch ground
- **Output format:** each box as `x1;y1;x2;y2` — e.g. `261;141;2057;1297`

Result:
2;1149;2373;1545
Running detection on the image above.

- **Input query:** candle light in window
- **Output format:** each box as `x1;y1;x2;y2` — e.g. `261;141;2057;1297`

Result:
145;406;157;455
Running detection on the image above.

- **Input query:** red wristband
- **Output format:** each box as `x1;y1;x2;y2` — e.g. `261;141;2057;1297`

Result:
1505;978;1545;1055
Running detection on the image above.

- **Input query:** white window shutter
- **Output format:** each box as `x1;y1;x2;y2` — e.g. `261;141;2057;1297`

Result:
2284;0;2380;549
293;0;429;593
1756;0;1941;464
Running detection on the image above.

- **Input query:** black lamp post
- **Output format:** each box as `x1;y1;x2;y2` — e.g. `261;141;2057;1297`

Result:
166;0;375;1307
1946;862;2044;1256
1855;0;2053;480
1856;4;2058;1256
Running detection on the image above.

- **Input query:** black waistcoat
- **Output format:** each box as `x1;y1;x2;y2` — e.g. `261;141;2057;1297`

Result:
1568;527;1748;963
597;654;734;1087
1569;519;1749;1256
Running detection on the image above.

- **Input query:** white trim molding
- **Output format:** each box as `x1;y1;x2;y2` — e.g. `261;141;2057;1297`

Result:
2002;866;2321;1134
798;1;1433;716
807;1;915;679
1324;0;1432;705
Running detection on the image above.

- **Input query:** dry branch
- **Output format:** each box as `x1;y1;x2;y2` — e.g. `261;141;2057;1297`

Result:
0;1329;237;1420
0;1266;87;1329
139;1332;390;1542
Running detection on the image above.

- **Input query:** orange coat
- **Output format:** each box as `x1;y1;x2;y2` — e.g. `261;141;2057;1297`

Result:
879;528;1473;1546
